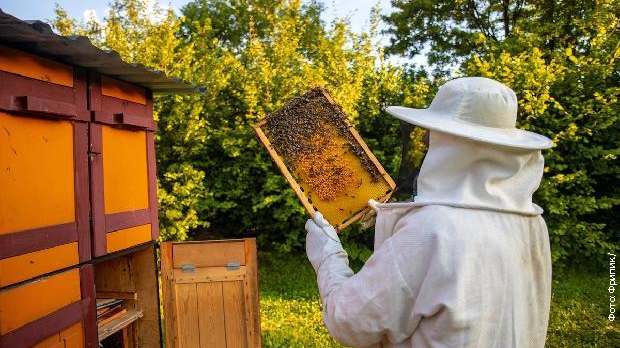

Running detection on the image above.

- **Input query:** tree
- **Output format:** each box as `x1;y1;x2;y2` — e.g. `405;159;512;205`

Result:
51;0;430;257
385;0;620;265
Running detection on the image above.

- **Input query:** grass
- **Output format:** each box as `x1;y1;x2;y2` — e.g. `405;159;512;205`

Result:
258;253;619;347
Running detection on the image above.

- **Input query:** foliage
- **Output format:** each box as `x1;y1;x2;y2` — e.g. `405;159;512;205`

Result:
51;0;618;267
385;0;620;266
384;0;531;73
51;0;429;254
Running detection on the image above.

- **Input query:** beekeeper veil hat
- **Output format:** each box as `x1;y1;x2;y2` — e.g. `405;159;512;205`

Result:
385;77;552;149
384;77;553;215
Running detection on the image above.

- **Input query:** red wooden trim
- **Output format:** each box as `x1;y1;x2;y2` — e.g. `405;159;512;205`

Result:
100;96;149;122
146;89;154;120
88;72;155;130
11;95;77;117
89;123;106;257
0;69;89;122
105;209;151;233
80;265;97;348
74;121;91;263
0;300;83;348
115;112;154;129
87;70;101;113
92;111;156;130
0;222;78;259
73;68;90;121
146;131;159;240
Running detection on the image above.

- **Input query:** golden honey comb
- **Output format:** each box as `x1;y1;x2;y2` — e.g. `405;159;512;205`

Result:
254;87;396;230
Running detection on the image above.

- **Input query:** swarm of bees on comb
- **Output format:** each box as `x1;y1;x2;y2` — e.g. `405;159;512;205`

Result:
254;87;395;230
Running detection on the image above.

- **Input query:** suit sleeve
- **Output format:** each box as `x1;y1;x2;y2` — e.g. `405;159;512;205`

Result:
318;238;422;347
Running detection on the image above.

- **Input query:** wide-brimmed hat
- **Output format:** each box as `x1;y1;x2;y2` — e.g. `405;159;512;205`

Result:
385;77;553;150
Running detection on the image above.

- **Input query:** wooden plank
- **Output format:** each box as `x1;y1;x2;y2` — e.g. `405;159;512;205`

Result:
0;112;75;234
223;281;247;348
0;242;79;287
172;241;246;268
31;332;61;348
173;266;246;284
175;283;200;348
62;325;84;348
160;242;177;348
243;238;262;347
0;269;81;334
0;45;73;87
102;126;150;215
122;327;130;348
105;224;152;254
130;244;161;348
97;309;128;327
97;309;143;341
197;282;226;348
95;291;138;300
94;256;136;293
101;75;147;105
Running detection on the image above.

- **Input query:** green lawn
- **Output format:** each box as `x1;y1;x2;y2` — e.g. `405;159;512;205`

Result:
258;253;619;347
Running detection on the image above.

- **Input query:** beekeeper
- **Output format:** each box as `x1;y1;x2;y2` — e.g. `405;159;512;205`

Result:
305;77;553;348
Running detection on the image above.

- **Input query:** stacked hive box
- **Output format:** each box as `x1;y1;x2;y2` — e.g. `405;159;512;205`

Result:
87;72;159;257
0;33;163;348
0;45;97;348
0;42;163;347
0;10;261;348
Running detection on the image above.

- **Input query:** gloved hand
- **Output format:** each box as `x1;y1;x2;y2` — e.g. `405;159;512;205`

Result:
305;212;344;273
360;199;380;229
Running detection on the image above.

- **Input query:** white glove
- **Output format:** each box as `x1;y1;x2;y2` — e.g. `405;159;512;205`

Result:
360;199;380;229
305;212;344;273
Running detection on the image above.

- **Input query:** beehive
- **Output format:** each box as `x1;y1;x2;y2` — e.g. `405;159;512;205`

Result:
254;88;396;230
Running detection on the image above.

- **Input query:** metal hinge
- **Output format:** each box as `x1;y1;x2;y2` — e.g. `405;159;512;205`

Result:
181;263;196;273
227;260;240;270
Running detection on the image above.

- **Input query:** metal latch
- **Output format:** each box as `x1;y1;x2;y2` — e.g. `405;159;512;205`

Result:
227;260;240;270
181;263;196;273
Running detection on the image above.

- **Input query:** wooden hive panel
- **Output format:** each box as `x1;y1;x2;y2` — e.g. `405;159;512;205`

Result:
89;123;158;257
0;111;90;287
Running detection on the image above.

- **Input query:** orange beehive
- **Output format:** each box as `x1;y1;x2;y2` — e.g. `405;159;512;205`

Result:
1;9;263;348
254;88;396;230
0;45;91;288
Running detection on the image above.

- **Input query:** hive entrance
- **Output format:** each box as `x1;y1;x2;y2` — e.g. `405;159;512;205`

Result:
254;87;395;230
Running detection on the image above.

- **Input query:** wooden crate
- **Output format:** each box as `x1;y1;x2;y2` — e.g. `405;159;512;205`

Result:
0;111;90;287
161;239;261;348
89;122;158;257
0;265;96;348
0;45;89;121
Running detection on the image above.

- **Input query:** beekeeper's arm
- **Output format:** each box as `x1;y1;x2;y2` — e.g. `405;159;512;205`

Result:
306;212;426;347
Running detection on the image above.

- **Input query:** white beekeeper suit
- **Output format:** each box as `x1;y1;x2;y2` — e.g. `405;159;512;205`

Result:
305;77;554;348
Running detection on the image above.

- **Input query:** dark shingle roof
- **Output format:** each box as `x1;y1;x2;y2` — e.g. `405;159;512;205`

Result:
0;9;201;94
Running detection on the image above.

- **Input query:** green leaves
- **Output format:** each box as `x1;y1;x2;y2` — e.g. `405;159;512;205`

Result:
51;0;618;267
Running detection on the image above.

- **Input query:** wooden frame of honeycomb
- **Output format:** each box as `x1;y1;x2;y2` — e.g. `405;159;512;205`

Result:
253;88;396;231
